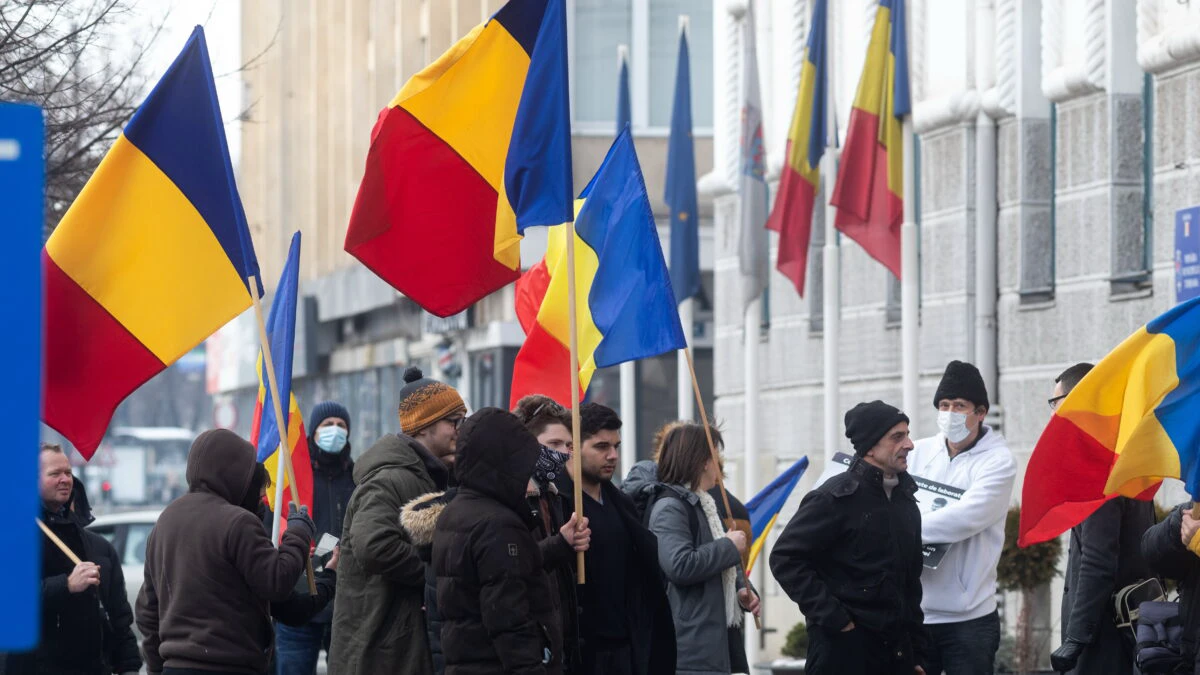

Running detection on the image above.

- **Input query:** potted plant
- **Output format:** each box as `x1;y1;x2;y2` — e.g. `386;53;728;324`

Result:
996;506;1062;674
755;622;807;674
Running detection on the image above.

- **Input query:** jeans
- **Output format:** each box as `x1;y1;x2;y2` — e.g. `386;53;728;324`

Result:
275;621;327;675
921;611;1001;675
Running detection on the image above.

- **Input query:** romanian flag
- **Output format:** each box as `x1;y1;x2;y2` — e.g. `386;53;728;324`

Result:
766;0;829;297
830;0;909;278
249;233;312;516
746;457;809;572
345;0;572;318
42;27;260;458
510;129;687;407
1015;299;1200;546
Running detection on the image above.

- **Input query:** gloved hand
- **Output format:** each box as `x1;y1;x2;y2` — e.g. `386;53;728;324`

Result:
1050;638;1085;673
286;502;315;543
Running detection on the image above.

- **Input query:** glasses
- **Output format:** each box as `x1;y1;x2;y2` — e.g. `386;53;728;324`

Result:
444;416;465;429
1047;394;1067;410
532;400;566;418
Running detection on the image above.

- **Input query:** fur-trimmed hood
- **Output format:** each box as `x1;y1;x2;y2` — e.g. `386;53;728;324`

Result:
400;489;455;548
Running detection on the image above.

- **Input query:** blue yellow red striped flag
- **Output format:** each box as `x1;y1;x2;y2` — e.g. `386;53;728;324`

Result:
42;27;260;457
746;457;809;572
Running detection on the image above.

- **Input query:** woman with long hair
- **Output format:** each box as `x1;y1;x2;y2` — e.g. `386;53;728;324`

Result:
648;423;760;675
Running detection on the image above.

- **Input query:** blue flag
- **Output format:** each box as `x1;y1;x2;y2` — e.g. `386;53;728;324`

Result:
746;457;809;571
254;232;301;462
665;29;700;304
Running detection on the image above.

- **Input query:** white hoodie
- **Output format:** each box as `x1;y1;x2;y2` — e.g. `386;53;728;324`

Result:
908;425;1017;624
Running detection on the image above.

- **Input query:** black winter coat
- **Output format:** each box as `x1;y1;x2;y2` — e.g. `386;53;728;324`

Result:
433;408;562;675
6;479;141;675
310;446;355;542
1142;503;1200;672
1060;496;1154;675
528;479;581;673
769;458;925;666
399;488;457;675
560;475;677;675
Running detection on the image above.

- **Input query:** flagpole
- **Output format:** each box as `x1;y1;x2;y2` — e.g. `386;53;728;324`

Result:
618;39;638;473
271;442;286;543
564;223;586;585
822;0;840;464
900;119;918;419
249;275;317;595
676;13;696;428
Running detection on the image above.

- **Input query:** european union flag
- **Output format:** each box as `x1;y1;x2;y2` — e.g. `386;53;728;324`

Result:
665;29;700;304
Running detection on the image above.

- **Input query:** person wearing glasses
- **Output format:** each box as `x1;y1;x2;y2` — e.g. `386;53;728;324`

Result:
1049;362;1154;675
330;366;467;675
908;360;1016;675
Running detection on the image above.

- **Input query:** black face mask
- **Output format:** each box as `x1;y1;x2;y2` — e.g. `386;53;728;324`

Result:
255;500;270;520
532;445;569;484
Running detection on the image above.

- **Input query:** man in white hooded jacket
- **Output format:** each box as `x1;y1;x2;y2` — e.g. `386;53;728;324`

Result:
909;360;1016;675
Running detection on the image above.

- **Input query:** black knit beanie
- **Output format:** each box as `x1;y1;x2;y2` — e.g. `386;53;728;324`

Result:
309;401;351;434
844;401;910;456
933;360;989;410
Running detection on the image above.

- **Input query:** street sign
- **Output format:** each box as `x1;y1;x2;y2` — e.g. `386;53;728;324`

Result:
1176;206;1200;304
0;103;44;650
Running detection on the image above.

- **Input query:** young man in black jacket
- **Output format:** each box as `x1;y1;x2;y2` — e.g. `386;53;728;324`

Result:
770;401;926;675
562;403;675;675
4;443;142;675
1143;503;1200;672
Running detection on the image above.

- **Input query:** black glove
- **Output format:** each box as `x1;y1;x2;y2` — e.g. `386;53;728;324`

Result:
1050;639;1085;673
286;502;315;543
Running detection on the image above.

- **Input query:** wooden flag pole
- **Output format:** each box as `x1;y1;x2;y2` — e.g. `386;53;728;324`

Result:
38;518;83;565
249;275;317;595
683;348;762;629
564;222;586;585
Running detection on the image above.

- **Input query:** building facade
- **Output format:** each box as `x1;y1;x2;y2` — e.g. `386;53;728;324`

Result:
709;0;1200;663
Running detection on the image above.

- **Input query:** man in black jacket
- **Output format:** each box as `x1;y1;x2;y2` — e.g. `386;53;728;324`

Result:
433;408;562;674
770;401;926;675
4;443;141;675
1049;363;1154;675
562;403;675;675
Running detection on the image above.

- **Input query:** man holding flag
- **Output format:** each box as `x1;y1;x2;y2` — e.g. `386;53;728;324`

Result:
770;400;925;675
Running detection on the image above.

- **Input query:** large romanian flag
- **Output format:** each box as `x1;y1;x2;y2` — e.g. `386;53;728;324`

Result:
766;0;828;297
510;129;687;408
249;233;312;516
345;0;572;318
1016;300;1200;546
830;0;909;278
746;457;809;572
42;27;260;458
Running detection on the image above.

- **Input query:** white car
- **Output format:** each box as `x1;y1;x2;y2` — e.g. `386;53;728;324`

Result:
88;509;161;612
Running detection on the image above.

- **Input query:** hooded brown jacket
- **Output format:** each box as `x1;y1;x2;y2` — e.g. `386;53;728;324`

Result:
136;429;311;674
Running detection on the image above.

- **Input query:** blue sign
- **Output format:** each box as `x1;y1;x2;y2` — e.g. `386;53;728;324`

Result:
1177;206;1200;304
0;103;44;650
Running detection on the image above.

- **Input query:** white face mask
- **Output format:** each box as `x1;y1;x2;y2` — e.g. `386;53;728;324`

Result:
937;410;971;444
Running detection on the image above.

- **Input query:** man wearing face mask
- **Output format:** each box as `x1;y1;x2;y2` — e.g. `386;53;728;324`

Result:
274;401;356;675
909;360;1016;675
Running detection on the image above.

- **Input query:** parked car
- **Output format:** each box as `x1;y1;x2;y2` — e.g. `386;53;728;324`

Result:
88;509;161;612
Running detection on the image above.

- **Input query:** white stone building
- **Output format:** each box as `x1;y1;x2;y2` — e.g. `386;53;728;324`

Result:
716;0;1200;664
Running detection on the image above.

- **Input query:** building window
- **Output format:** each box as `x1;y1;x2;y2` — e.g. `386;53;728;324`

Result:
569;0;713;132
1109;77;1152;295
1019;106;1056;304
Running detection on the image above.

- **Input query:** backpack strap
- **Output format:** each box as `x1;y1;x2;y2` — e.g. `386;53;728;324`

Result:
644;487;701;542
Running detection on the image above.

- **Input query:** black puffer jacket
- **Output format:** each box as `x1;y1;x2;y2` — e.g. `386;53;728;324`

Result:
770;457;925;666
433;408;562;675
527;479;580;673
6;478;142;675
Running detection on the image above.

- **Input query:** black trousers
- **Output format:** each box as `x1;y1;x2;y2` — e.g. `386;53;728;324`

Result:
582;640;633;675
805;624;917;675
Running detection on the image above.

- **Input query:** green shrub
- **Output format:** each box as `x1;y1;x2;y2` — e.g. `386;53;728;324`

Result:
780;622;808;658
996;506;1062;592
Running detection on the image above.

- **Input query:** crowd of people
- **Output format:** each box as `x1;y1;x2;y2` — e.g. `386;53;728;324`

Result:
15;360;1200;674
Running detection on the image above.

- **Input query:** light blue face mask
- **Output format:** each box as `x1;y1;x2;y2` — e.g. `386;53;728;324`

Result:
315;426;348;454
